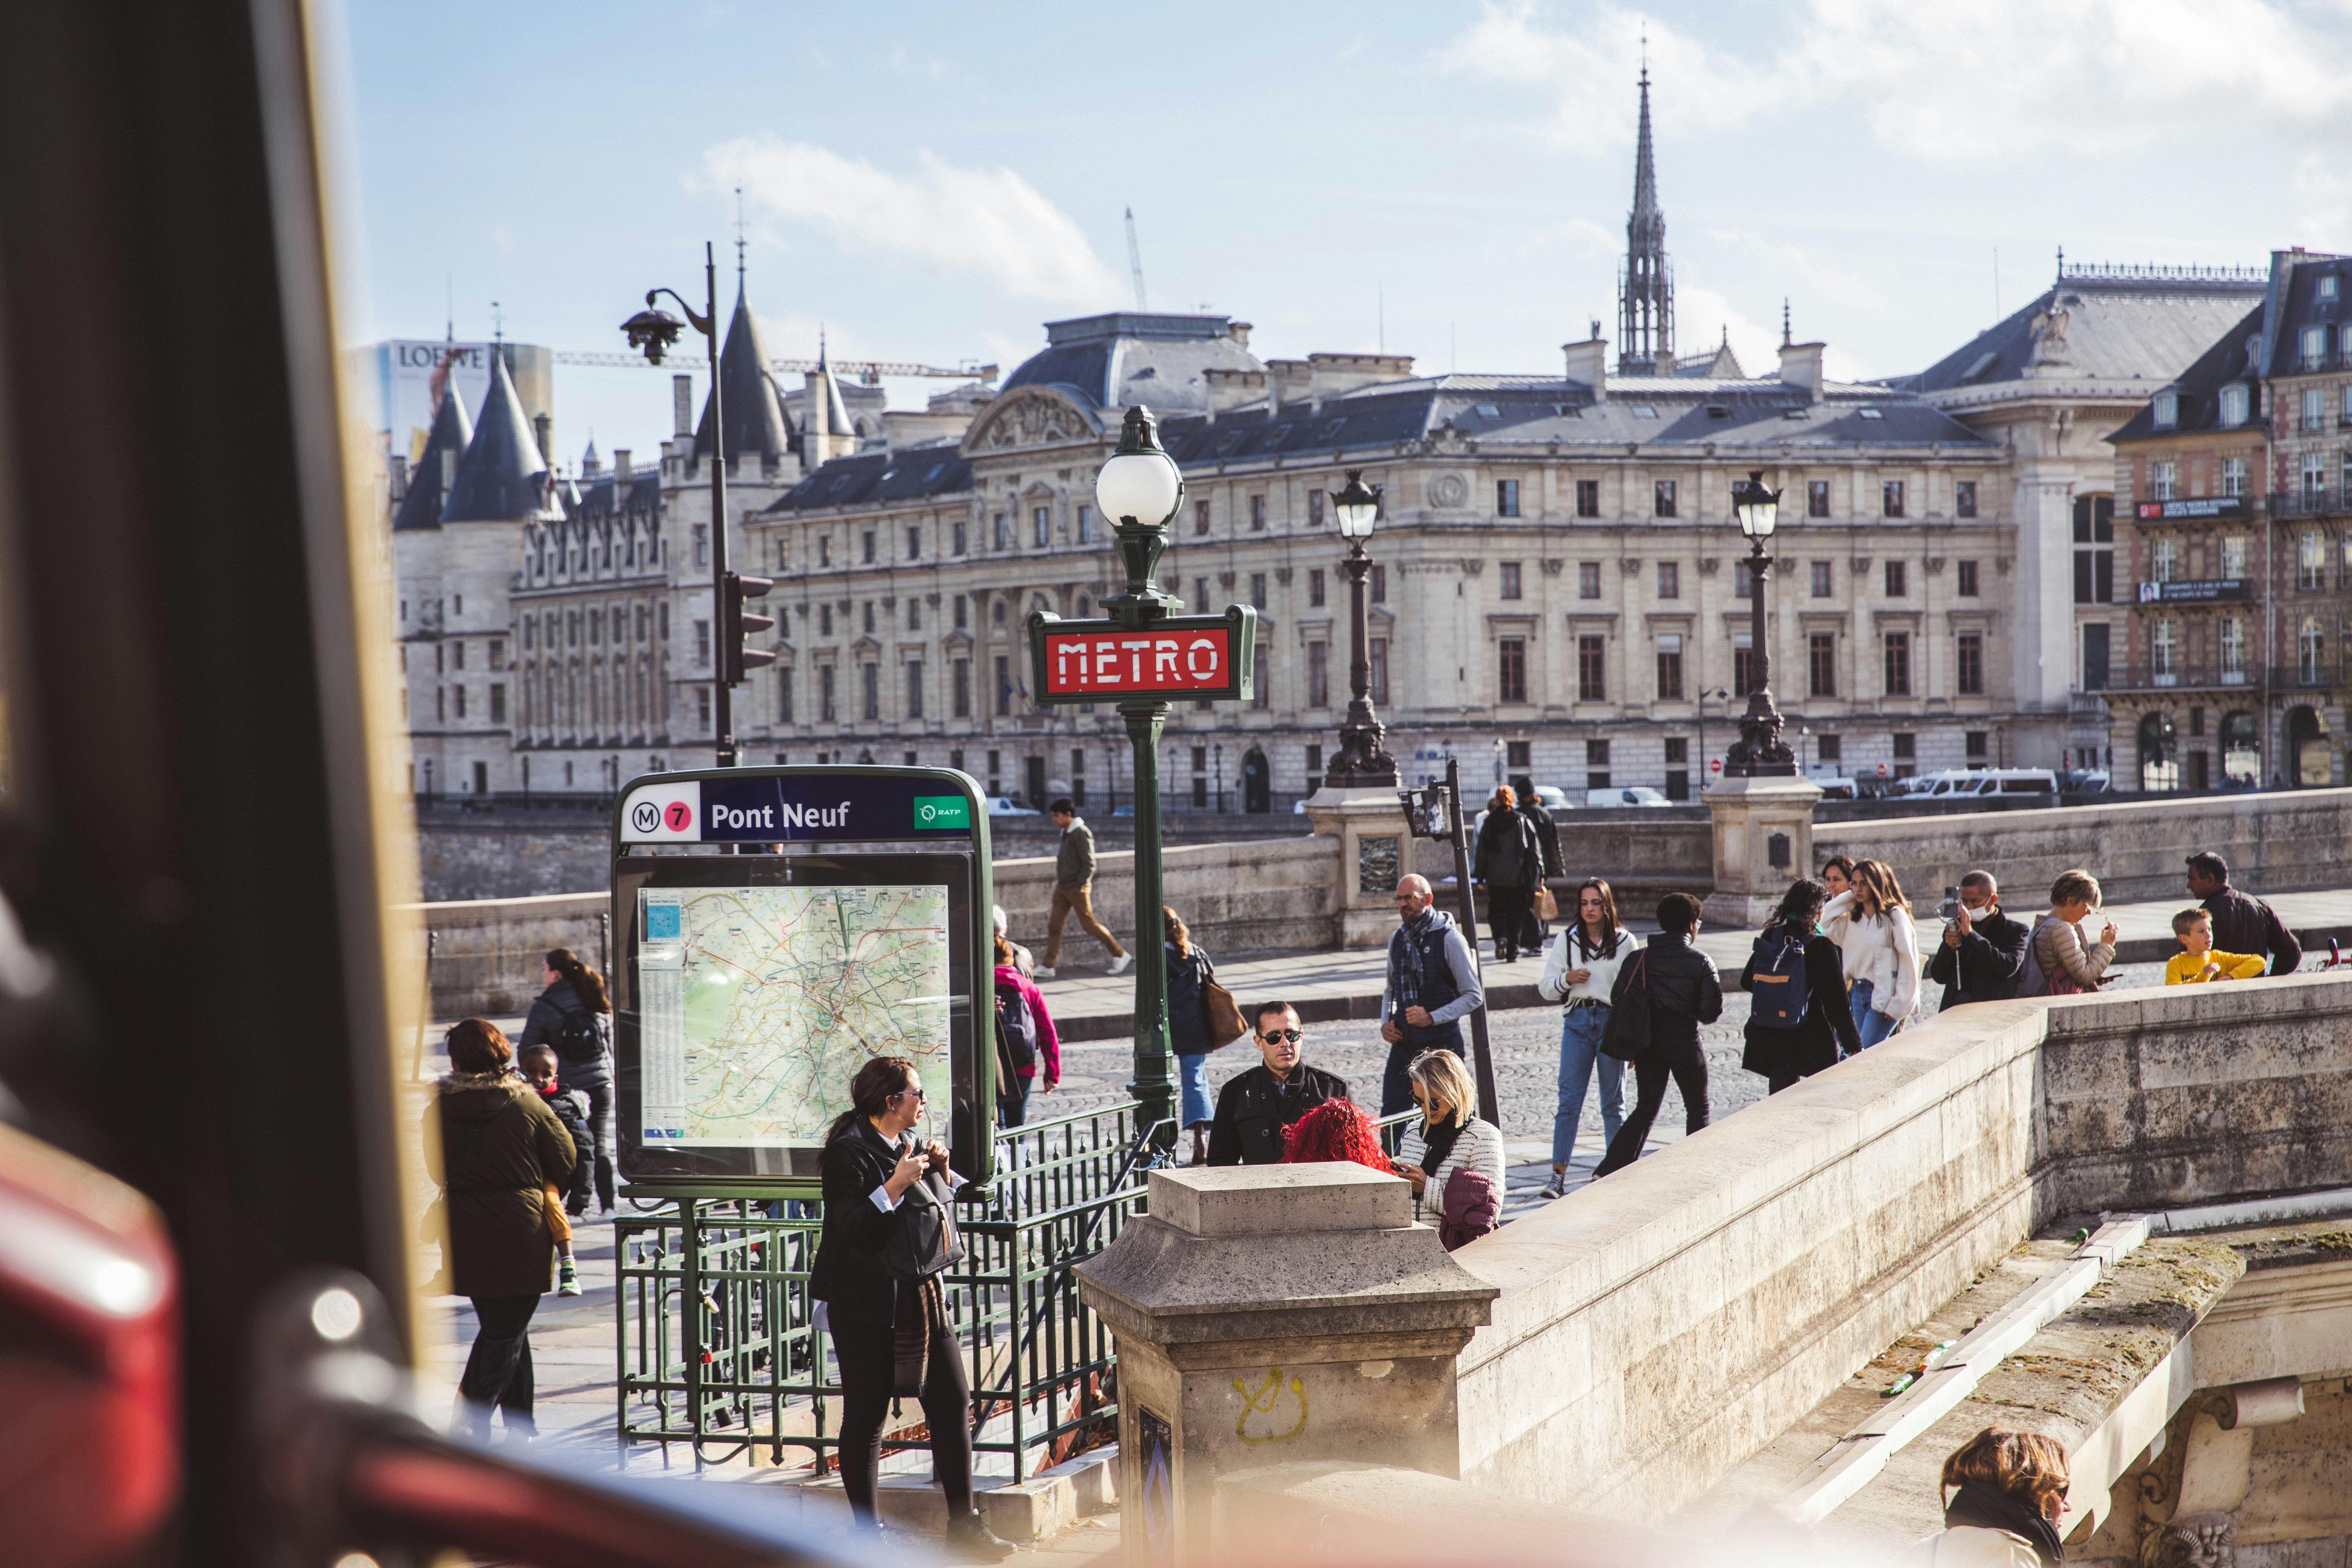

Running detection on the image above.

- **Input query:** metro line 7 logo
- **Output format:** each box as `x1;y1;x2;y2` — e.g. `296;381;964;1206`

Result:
663;801;692;831
630;801;662;835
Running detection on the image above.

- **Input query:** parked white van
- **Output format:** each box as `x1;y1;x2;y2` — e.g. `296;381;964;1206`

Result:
1909;768;2061;799
1586;786;1674;807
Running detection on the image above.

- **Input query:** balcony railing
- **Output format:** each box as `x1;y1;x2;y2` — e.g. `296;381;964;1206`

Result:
2268;664;2347;690
2094;667;2255;694
2268;487;2351;519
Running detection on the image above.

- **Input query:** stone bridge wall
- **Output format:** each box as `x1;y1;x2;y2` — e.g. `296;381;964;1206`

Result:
1450;972;2352;1521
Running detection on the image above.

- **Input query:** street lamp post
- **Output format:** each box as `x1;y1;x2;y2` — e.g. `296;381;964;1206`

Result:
1723;471;1796;778
1322;471;1399;787
622;243;738;767
1214;743;1224;813
1695;686;1729;793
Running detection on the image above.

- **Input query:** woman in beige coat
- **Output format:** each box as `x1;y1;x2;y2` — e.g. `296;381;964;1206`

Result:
1913;1427;2069;1566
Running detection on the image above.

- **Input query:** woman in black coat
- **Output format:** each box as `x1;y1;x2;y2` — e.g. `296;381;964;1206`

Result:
1739;879;1864;1093
808;1057;1011;1559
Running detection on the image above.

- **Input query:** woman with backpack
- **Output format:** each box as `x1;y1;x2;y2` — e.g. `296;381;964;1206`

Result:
1823;859;1921;1047
516;947;612;1216
1536;877;1628;1199
992;931;1060;1127
1740;878;1864;1092
1473;785;1545;963
808;1056;1013;1559
2025;870;2117;995
1165;906;1220;1167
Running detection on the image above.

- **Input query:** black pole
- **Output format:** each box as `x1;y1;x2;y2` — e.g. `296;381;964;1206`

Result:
1125;701;1173;1140
706;242;734;768
1443;758;1500;1125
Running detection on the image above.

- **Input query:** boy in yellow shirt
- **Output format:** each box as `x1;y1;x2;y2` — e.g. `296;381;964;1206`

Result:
2165;908;2268;984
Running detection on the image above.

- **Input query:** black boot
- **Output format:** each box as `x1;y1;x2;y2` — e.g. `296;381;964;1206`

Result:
944;1510;1017;1561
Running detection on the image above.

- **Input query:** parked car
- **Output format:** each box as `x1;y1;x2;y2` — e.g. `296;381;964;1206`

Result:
1585;786;1673;808
1529;784;1571;812
985;796;1041;816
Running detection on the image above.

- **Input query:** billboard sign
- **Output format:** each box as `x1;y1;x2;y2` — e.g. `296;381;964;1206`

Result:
2136;496;2246;522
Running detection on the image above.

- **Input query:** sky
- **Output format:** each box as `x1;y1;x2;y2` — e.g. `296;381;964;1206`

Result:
337;0;2352;467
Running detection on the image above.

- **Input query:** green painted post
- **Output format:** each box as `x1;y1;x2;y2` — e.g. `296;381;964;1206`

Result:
1124;698;1174;1145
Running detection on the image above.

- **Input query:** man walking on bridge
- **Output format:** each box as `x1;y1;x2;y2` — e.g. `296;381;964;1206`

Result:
2186;851;2300;977
1037;798;1129;980
1379;875;1485;1116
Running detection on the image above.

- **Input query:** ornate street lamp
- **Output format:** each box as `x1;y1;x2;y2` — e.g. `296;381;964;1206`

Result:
1723;470;1796;777
1322;470;1400;787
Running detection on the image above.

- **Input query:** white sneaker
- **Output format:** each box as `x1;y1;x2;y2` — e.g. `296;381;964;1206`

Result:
1034;966;1057;981
1107;953;1133;976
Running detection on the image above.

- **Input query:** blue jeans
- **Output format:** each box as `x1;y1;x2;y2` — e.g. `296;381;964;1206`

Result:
1178;1052;1213;1128
1552;1006;1625;1166
1848;979;1899;1049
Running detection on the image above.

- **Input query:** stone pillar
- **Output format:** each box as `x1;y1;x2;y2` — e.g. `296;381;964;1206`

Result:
1701;774;1823;929
1074;1163;1497;1567
1302;786;1413;948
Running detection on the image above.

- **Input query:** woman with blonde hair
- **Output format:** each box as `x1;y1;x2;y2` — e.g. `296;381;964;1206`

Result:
1823;858;1920;1048
1393;1048;1507;1246
1913;1426;2069;1565
2026;870;2117;995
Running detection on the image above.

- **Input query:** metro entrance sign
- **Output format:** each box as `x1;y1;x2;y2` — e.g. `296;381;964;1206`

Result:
1027;605;1256;704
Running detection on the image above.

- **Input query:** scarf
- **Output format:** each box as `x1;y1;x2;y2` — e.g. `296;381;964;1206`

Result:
1416;1108;1466;1178
1390;911;1452;1016
1943;1479;2064;1566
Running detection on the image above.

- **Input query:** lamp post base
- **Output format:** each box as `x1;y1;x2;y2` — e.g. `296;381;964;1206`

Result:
1723;693;1798;778
1301;784;1414;948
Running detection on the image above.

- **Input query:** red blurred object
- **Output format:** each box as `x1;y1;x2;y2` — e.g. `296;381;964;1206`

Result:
1280;1100;1395;1173
0;1122;178;1567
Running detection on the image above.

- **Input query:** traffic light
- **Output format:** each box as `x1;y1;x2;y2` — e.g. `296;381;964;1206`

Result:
721;571;776;685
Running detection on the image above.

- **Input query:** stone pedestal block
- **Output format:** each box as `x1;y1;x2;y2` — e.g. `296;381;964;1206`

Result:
1702;774;1823;929
1302;785;1414;948
1074;1163;1497;1566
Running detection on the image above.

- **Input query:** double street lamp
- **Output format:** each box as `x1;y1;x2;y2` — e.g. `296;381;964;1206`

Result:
1723;470;1797;778
1323;470;1398;787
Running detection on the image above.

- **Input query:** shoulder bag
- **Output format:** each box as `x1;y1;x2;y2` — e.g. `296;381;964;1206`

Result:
1202;975;1247;1050
1599;951;1653;1061
879;1166;968;1281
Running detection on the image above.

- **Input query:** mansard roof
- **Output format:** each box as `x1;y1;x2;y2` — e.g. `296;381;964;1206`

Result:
1000;311;1263;415
1905;269;2267;396
2259;249;2352;378
566;467;665;521
392;380;472;531
694;285;797;460
442;347;559;522
762;444;974;514
2108;303;2266;444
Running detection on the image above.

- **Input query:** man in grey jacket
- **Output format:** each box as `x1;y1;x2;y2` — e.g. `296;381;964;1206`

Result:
1039;799;1129;979
1378;875;1485;1115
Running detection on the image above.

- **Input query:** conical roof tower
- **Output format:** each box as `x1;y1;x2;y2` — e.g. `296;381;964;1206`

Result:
1617;64;1675;375
693;279;796;464
801;331;859;468
443;346;559;522
394;378;472;531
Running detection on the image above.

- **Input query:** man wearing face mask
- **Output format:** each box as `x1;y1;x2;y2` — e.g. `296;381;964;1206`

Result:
1922;870;2032;1011
1205;1001;1349;1167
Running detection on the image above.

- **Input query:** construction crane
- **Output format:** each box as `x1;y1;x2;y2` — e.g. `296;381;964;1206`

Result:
1125;207;1148;311
553;350;996;386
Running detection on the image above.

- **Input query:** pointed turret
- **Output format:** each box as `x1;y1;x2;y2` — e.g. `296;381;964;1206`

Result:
801;332;859;468
1618;66;1675;375
443;346;559;522
580;435;601;477
693;283;796;464
394;379;472;531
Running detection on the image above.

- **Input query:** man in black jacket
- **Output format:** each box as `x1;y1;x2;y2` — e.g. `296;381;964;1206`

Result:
2187;851;2301;975
1207;1001;1349;1166
1923;870;2032;1010
1594;893;1723;1177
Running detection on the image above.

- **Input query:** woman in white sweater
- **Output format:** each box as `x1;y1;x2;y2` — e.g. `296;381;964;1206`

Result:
1393;1048;1507;1233
1821;858;1920;1048
1536;878;1629;1199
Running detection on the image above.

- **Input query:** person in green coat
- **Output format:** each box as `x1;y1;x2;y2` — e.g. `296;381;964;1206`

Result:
432;1018;575;1437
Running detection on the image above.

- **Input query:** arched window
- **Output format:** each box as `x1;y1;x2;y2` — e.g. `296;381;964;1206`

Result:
2222;711;2260;786
2290;705;2332;788
2137;711;2178;793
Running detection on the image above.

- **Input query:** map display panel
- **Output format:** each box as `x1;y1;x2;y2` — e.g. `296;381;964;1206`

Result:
638;884;952;1148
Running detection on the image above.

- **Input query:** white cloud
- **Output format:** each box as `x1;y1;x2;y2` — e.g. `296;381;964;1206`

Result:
701;136;1123;307
1444;0;2352;161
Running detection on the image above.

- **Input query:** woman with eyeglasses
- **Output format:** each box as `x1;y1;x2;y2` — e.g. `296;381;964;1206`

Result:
808;1057;1012;1559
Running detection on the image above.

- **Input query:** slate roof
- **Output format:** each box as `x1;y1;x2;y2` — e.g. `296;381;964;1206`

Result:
443;347;560;523
2259;250;2352;378
694;285;797;461
1905;274;2267;394
761;444;973;514
563;467;664;522
1000;312;1264;416
2107;303;2266;444
392;381;472;532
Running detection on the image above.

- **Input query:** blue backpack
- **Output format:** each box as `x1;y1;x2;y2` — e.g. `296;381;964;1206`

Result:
1749;925;1811;1029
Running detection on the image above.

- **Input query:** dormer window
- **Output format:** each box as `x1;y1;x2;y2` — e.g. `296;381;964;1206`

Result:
2323;274;2341;300
2219;384;2249;426
2302;325;2328;371
2153;392;2179;428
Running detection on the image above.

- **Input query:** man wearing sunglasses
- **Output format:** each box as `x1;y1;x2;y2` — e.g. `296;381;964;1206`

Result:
1205;1001;1349;1167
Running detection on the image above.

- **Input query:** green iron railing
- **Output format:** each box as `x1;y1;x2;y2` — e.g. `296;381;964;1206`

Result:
614;1101;1163;1479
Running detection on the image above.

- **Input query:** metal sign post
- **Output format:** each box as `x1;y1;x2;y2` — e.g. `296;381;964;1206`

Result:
607;763;995;1192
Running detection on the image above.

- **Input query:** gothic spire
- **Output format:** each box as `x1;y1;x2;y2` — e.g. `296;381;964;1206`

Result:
693;277;796;462
1619;63;1675;375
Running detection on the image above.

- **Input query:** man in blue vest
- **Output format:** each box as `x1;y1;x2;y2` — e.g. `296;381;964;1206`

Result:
1377;875;1486;1116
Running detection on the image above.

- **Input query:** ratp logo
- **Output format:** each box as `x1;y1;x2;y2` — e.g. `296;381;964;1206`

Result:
629;801;662;835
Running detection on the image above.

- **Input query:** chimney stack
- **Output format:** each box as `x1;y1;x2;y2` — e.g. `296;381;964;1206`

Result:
1202;367;1268;423
672;374;694;438
1562;336;1608;401
532;412;554;466
1778;341;1826;404
1266;359;1314;415
614;449;632;484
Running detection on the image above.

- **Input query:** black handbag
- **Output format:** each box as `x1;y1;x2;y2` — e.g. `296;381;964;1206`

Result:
1600;951;1654;1061
879;1167;968;1281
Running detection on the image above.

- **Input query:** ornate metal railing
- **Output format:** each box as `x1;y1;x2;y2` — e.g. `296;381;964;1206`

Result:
615;1102;1160;1481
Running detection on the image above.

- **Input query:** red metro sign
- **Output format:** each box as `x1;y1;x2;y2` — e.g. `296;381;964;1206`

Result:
1026;608;1257;705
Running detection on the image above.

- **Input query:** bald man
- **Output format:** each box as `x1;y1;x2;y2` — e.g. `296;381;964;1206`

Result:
1377;875;1485;1116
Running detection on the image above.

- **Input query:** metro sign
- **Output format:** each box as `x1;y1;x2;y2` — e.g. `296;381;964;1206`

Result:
1026;606;1257;704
